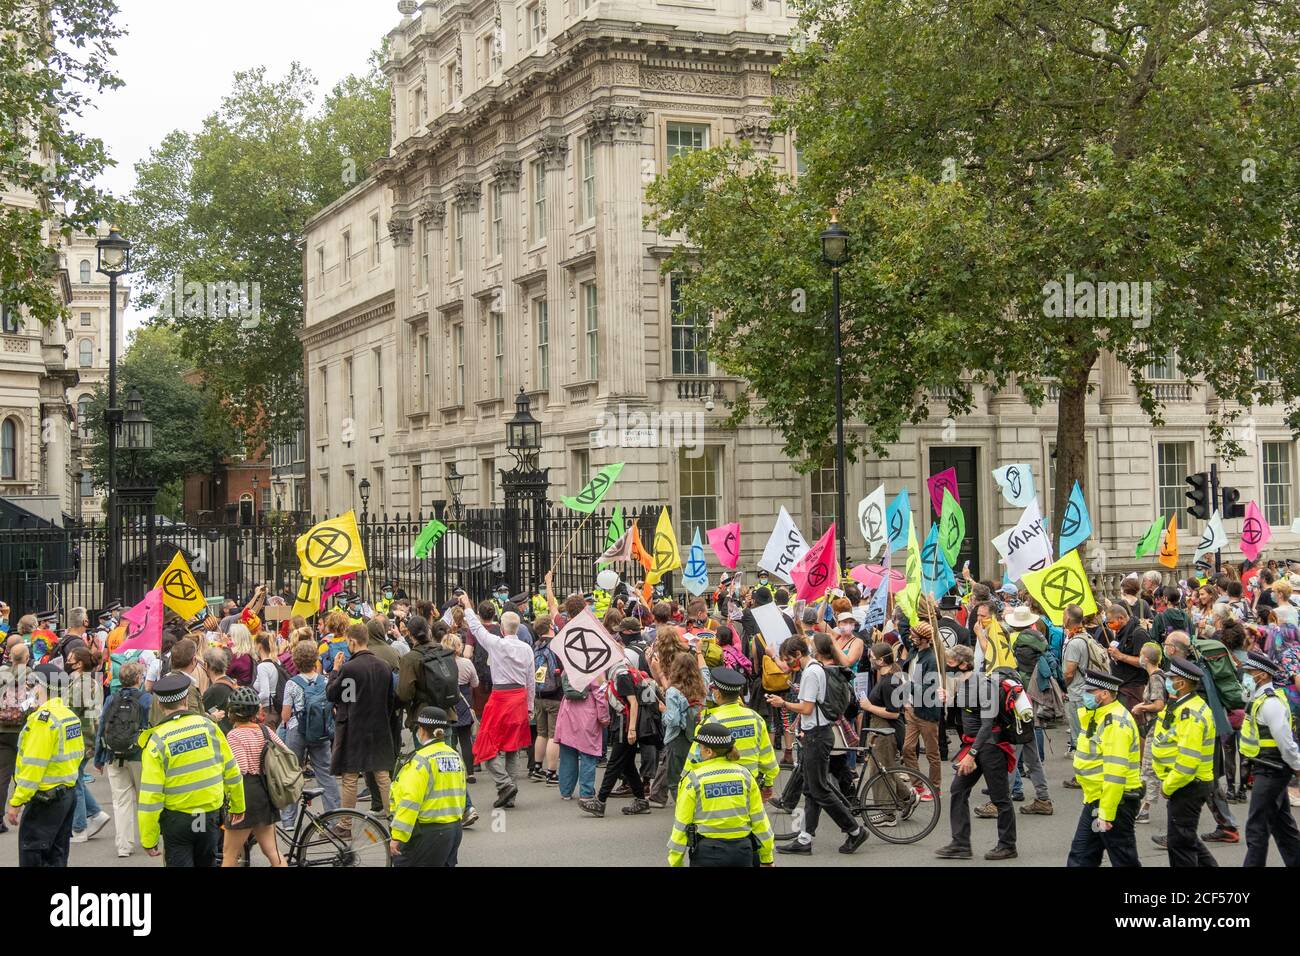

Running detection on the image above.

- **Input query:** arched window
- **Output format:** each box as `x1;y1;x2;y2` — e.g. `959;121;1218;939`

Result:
1;419;17;480
77;395;91;434
79;339;93;368
79;260;91;284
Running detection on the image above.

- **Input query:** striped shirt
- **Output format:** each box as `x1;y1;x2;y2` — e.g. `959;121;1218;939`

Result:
227;724;288;775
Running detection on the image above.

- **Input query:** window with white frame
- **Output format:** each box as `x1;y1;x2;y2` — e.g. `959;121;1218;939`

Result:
318;366;329;437
80;470;93;497
79;260;91;283
1145;349;1178;380
371;214;381;266
666;122;709;163
527;2;546;47
342;231;352;281
78;339;93;368
582;281;598;380
1156;441;1193;524
810;459;838;539
670;275;708;375
579;135;596;223
453;205;464;276
490;184;503;260
679;448;721;545
76;395;91;436
0;303;18;334
417;331;430;410
343;357;354;419
79;312;91;327
572;448;591;493
0;419;15;480
421;220;432;285
454;323;465;405
493;313;505;396
372;347;384;426
443;61;456;106
1262;441;1293;527
534;298;549;390
315;247;325;293
531;159;547;243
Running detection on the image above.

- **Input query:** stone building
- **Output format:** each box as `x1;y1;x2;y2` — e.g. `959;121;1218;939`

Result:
302;0;1298;585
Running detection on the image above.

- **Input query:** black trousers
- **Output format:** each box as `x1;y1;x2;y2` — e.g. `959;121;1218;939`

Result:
949;742;1015;850
392;821;462;868
800;725;859;838
0;731;19;807
691;836;759;868
597;739;645;801
1066;793;1142;867
18;787;75;867
160;808;220;868
1167;780;1219;867
1243;768;1300;867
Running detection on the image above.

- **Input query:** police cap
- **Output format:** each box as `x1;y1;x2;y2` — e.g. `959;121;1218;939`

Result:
709;667;747;692
153;673;192;704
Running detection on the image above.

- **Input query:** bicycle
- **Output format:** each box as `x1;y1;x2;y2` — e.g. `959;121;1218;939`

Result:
229;786;391;866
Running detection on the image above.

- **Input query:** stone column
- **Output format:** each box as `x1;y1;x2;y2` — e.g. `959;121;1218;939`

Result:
539;129;568;405
1099;349;1130;407
388;213;416;420
454;179;482;402
492;159;523;394
41;400;69;510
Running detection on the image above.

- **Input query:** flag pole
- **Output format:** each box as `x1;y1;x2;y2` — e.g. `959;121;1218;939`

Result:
550;509;600;575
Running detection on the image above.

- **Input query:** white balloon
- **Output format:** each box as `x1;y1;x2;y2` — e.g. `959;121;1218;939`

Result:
596;569;619;591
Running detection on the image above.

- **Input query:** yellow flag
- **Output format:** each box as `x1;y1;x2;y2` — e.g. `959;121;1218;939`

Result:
646;507;682;585
1158;514;1179;569
296;511;368;578
292;576;322;620
153;551;207;620
1022;548;1097;626
897;518;923;626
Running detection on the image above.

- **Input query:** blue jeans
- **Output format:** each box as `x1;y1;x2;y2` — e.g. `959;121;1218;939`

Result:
280;724;341;827
558;745;597;799
73;752;102;832
1011;727;1047;796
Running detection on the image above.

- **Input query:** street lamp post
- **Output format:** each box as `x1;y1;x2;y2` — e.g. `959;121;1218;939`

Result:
119;388;155;594
445;463;464;521
820;209;850;572
96;227;133;603
500;387;550;593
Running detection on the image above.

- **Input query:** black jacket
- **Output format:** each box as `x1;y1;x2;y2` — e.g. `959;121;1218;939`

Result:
327;648;396;774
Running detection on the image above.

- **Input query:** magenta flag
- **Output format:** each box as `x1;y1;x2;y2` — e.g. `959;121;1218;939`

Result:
706;522;741;569
1240;500;1272;562
792;524;837;603
927;467;959;518
116;588;164;653
849;563;907;594
319;574;355;610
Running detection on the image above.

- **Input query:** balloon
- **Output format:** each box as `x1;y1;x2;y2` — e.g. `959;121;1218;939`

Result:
596;569;619;591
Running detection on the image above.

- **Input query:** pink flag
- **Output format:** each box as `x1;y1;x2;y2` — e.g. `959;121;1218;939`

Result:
927;467;959;518
319;574;354;610
706;522;741;569
792;523;837;603
849;563;907;594
116;588;164;653
1240;500;1272;562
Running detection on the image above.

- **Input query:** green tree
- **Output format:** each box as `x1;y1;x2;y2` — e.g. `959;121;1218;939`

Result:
1;0;122;328
118;57;390;445
648;0;1300;539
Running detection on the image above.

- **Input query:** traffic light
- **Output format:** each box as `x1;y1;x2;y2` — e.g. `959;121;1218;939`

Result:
1222;486;1246;519
1185;472;1211;520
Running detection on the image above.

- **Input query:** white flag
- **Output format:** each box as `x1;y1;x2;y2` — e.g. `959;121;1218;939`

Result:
857;484;888;560
1194;510;1229;567
759;506;809;585
548;608;625;692
993;499;1054;580
1291;516;1300;535
992;463;1037;508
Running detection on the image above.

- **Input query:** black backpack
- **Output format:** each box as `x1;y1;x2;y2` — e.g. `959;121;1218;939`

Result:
815;662;855;722
417;644;461;710
103;687;144;760
262;660;290;713
470;638;492;691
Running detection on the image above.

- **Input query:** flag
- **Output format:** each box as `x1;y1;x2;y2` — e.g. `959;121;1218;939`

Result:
938;489;964;568
561;462;625;513
849;563;907;594
646;507;681;585
857;484;888;560
1058;480;1092;555
116;588;164;653
897;520;923;626
706;522;741;569
993;499;1053;580
321;575;351;610
154;551;207;620
630;520;652;573
1158;513;1180;568
792;523;837;603
598;529;633;566
604;508;625;550
921;523;956;600
862;574;890;633
413;516;449;559
1135;516;1165;558
1240;500;1271;562
885;489;912;553
292;576;322;620
683;529;709;596
1194;510;1228;566
297;511;368;577
927;467;959;518
759;506;810;584
992;463;1037;508
548;609;623;692
1022;549;1097;625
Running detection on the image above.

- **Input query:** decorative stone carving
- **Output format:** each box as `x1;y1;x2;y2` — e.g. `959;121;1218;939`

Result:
453;180;482;211
642;70;740;96
736;113;774;150
418;199;447;226
584;103;648;144
537;131;569;170
387;217;414;246
491;159;522;191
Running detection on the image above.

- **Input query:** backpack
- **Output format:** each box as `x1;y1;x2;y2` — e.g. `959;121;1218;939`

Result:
258;724;305;810
995;675;1036;744
103;687;144;760
1080;635;1111;674
263;660;290;713
415;644;461;711
107;649;144;696
534;642;561;695
561;672;589;702
695;632;724;668
813;661;854;722
290;674;334;744
605;664;658;715
1191;637;1245;711
0;673;35;726
470;637;492;689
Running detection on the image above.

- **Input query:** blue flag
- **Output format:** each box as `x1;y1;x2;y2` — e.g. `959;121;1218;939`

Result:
921;523;957;599
1058;480;1092;555
886;489;912;553
683;528;709;596
863;574;890;632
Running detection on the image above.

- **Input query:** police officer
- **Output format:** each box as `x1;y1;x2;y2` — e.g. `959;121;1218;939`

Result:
1151;656;1218;867
667;722;774;867
375;581;397;618
753;570;775;604
138;673;244;867
491;582;510;618
1238;651;1300;866
529;583;549;623
684;667;778;797
5;690;83;866
389;705;467;867
1066;670;1142;867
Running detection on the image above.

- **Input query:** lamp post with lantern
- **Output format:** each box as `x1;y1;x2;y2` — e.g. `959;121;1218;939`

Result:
820;209;851;572
500;387;550;594
96;227;134;602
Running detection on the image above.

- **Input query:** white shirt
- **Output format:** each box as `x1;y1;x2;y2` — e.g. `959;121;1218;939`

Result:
447;607;535;712
798;661;830;731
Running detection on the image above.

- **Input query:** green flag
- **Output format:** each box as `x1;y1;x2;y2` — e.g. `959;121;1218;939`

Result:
561;462;625;514
896;518;923;626
938;489;965;569
1135;516;1165;558
413;517;449;559
598;508;625;567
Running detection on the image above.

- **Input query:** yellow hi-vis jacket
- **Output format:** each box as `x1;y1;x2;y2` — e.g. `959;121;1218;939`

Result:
390;739;467;842
11;698;84;806
668;757;773;867
1151;692;1215;797
1240;684;1292;760
1072;699;1141;821
682;700;778;788
137;711;244;850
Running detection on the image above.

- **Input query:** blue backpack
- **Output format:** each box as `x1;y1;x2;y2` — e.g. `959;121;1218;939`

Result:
534;643;561;695
291;675;334;744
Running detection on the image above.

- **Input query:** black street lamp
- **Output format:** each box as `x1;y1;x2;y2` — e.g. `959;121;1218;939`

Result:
97;227;133;602
358;476;371;522
445;463;464;520
500;388;550;593
820;209;850;572
505;386;542;469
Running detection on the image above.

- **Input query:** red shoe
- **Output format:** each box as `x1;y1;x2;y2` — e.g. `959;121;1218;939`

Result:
913;784;934;802
1200;827;1240;844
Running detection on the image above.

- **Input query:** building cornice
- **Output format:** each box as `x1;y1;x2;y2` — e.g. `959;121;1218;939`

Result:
300;295;396;349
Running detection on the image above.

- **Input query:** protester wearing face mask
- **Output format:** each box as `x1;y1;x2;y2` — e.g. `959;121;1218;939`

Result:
859;642;906;825
1066;670;1142;867
833;613;865;672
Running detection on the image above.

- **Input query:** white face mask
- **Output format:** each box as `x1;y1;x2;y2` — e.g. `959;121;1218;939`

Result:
839;623;856;636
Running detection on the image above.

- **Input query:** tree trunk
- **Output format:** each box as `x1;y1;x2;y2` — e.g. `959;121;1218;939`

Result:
1052;353;1097;551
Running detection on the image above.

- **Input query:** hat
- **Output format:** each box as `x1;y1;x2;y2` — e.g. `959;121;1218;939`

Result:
800;607;819;626
998;582;1018;596
618;617;643;635
1003;605;1040;629
912;620;934;641
694;722;734;752
1083;670;1122;693
836;611;857;625
938;594;961;611
1243;651;1283;680
97;608;114;621
153;673;192;704
709;667;747;692
1123;571;1140;583
104;599;122;613
720;573;733;586
36;610;58;626
416;706;450;729
1167;657;1204;684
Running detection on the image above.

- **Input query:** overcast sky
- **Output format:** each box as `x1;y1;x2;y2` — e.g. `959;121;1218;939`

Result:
77;0;397;328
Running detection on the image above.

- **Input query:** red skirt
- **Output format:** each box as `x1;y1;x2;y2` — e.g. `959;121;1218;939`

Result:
472;687;532;763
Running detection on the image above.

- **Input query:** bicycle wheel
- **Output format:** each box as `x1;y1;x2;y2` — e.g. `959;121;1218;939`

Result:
856;767;940;845
293;809;391;867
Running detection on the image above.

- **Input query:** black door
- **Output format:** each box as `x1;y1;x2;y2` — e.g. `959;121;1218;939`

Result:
928;446;979;580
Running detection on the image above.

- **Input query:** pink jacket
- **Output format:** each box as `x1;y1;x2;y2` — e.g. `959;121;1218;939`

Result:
553;682;610;757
